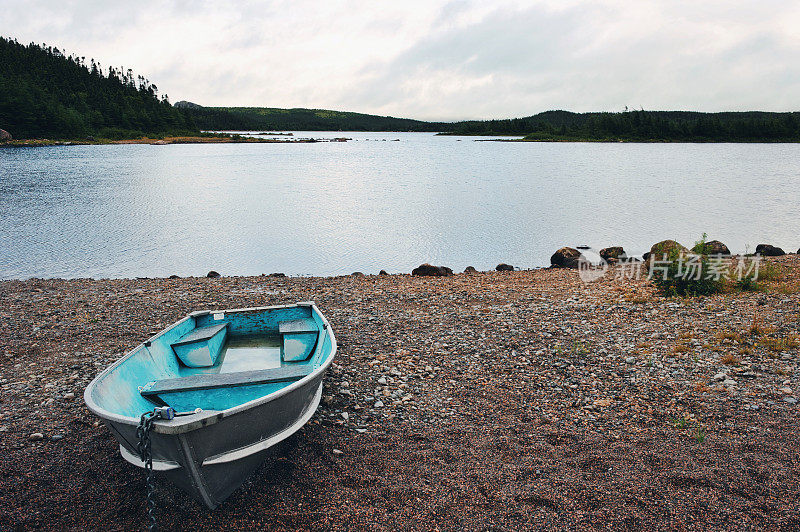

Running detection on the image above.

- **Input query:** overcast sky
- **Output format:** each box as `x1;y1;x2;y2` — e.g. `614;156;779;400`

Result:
3;0;799;120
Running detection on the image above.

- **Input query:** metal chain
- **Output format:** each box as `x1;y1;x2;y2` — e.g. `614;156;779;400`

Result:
136;411;158;531
136;407;175;531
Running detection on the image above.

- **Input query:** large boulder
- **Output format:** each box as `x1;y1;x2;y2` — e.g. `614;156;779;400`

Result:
647;240;687;260
0;129;11;141
756;244;785;257
412;263;453;277
692;240;731;256
496;263;514;271
550;247;582;269
206;270;221;278
599;246;626;262
464;266;478;274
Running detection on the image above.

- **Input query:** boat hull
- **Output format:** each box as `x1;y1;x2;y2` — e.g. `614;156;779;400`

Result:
85;303;335;509
111;374;323;508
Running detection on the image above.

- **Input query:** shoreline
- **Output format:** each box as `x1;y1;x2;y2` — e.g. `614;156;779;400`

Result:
479;137;800;143
1;257;798;528
7;134;800;147
3;249;797;283
0;135;350;148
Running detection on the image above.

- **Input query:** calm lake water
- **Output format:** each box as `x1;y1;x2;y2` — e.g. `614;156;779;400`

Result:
1;132;798;279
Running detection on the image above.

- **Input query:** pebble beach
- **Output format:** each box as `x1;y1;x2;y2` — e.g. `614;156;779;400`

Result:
1;257;799;530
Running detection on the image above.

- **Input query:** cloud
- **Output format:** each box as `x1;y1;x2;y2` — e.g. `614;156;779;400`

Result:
2;0;799;120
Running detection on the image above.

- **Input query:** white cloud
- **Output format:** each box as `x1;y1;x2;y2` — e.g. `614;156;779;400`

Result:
2;0;799;120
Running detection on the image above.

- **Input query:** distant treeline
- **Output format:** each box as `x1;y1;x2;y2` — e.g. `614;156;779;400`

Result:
448;110;800;142
4;35;800;142
0;37;196;139
185;105;800;141
177;103;448;132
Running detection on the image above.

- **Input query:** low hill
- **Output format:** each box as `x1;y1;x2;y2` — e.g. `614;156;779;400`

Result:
181;103;800;141
448;109;800;142
176;102;448;132
0;37;197;139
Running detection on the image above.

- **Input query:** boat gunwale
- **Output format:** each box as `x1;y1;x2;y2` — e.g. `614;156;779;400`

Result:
83;301;337;435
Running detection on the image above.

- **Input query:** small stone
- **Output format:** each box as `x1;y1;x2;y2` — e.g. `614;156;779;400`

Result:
51;434;64;441
713;372;727;382
783;397;797;405
722;378;737;386
779;386;793;395
332;449;343;455
374;400;385;408
29;433;44;441
625;357;636;364
63;392;75;400
341;412;349;421
377;377;387;385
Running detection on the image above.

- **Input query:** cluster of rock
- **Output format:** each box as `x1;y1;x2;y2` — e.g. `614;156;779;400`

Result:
200;242;797;279
411;263;517;276
550;239;795;269
0;129;11;141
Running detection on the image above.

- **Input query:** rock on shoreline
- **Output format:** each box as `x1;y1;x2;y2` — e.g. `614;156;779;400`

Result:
550;247;582;268
412;263;454;276
757;244;786;257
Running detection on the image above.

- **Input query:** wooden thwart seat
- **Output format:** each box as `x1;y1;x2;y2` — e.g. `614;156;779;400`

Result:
171;323;228;368
173;323;227;347
140;364;312;397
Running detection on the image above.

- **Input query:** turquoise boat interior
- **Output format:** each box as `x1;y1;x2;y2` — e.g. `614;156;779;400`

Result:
87;304;333;419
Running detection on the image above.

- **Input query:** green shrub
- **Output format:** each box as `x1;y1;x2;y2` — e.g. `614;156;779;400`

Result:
649;234;725;297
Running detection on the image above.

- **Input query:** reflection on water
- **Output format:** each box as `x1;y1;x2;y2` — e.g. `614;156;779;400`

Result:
1;132;798;279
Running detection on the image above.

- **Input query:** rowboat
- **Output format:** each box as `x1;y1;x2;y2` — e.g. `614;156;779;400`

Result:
84;302;336;509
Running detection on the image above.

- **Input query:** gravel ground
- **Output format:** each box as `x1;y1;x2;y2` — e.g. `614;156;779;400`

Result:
1;258;799;530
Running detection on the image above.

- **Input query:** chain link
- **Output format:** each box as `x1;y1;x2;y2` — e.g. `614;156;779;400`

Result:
136;411;158;531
